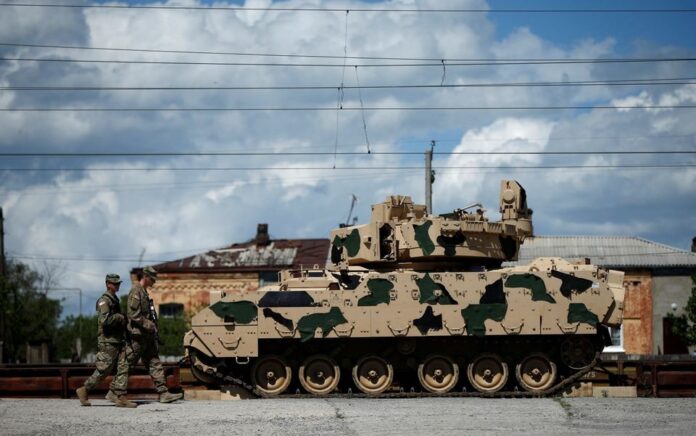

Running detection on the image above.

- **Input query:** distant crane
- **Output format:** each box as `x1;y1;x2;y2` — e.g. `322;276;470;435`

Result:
342;194;359;227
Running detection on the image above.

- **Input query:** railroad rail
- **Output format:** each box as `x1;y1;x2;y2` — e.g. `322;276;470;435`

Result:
587;353;696;397
0;363;181;399
2;354;695;399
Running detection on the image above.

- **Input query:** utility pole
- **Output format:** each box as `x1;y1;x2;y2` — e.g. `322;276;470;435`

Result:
0;207;5;278
425;141;435;214
0;207;4;362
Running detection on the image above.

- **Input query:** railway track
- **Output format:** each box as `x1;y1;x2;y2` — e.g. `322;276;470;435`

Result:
0;363;181;399
2;354;695;399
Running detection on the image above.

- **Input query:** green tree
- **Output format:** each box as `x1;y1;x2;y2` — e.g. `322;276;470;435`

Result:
0;260;62;362
54;315;99;361
158;316;190;356
668;275;696;347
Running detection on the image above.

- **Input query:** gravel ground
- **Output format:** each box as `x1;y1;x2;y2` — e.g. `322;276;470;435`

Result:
1;397;695;435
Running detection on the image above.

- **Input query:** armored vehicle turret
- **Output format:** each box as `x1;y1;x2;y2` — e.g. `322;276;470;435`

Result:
330;180;532;271
184;180;624;396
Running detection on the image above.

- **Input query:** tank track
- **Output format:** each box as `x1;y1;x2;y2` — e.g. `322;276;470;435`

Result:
189;354;599;399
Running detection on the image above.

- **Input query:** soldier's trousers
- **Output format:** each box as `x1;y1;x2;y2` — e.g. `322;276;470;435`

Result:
127;335;168;393
84;342;129;395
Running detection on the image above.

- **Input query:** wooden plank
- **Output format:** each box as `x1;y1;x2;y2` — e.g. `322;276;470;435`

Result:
656;371;696;385
0;377;62;392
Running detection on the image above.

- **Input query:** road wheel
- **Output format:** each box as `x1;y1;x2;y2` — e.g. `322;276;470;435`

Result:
467;353;508;393
560;336;596;369
515;353;557;392
352;355;393;395
189;349;221;386
251;355;292;397
417;354;459;394
299;354;341;395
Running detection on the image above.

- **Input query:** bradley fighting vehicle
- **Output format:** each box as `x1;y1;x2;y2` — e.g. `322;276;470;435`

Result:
184;181;624;396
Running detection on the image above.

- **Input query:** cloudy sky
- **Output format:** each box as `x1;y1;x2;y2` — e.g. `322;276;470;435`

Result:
1;0;694;316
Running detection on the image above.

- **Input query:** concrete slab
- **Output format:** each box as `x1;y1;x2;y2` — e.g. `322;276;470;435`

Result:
184;386;253;401
593;386;638;398
2;397;695;435
562;382;594;397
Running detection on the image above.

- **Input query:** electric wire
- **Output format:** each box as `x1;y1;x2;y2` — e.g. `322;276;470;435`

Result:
3;56;695;67
1;164;694;172
1;4;694;13
1;150;693;157
2;105;694;112
1;42;692;64
3;78;693;91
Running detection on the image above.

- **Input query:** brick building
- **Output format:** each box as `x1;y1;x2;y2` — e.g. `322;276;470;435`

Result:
131;224;330;318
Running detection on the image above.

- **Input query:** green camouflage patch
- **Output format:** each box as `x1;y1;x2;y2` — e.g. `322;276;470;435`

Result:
210;300;257;324
297;307;349;342
357;279;393;306
436;231;466;256
262;308;294;331
416;273;458;305
567;303;599;326
413;306;443;334
505;274;556;304
332;229;361;257
552;270;594;298
413;220;435;255
499;236;518;260
461;303;508;336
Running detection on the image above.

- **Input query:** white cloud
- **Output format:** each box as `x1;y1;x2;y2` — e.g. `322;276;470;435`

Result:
1;0;695;315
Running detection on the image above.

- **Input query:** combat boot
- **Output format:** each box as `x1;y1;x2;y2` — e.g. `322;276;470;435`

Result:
76;386;91;406
105;390;118;403
159;391;184;403
115;395;138;408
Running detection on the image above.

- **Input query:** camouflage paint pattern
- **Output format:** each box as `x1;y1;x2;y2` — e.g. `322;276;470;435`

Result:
184;180;624;363
185;257;624;358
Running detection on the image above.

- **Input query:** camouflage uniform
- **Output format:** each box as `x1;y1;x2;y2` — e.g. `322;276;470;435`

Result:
83;291;130;394
126;274;168;393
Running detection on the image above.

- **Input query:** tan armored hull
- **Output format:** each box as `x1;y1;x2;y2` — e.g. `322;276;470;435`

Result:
186;257;623;359
184;180;624;396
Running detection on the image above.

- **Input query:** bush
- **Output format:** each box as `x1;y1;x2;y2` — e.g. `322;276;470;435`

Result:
667;275;696;347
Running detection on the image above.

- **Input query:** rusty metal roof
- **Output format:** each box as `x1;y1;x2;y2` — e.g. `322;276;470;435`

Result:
508;236;696;269
152;238;330;273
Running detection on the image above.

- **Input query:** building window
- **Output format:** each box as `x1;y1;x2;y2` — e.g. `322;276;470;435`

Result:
159;302;184;318
259;271;279;287
603;326;624;353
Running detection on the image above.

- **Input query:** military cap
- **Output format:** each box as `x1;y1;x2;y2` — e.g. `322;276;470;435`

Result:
105;273;123;284
143;265;158;280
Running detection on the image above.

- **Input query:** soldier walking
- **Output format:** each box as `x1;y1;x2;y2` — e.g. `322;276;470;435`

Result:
76;274;137;408
127;265;183;403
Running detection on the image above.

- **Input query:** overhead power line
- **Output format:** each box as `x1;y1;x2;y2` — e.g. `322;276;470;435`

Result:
3;56;695;67
3;78;694;91
2;105;694;112
5;169;422;196
1;42;693;64
1;164;694;172
2;150;694;157
1;4;694;13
